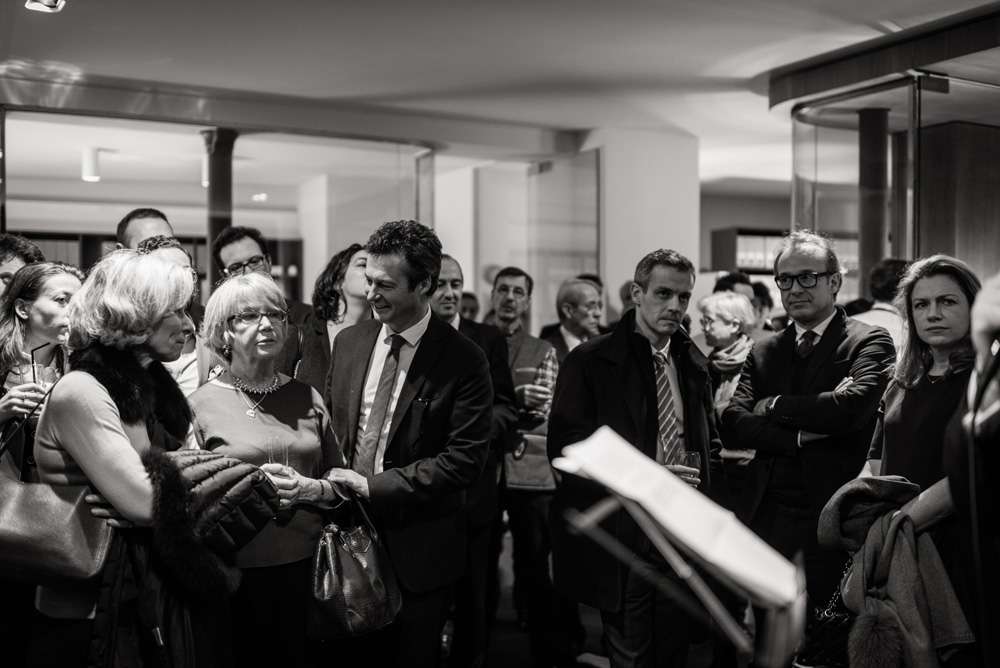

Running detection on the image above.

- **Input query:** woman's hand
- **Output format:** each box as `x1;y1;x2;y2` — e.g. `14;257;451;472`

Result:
0;382;47;423
85;493;135;529
260;463;304;508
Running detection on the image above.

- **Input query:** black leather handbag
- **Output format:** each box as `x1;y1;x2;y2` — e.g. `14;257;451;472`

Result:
0;418;113;585
308;496;402;639
793;559;854;668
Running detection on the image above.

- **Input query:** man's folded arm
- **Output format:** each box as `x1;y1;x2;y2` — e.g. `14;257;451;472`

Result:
720;351;799;456
768;330;894;435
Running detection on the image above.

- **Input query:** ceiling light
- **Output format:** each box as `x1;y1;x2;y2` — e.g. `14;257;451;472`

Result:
251;192;268;203
25;0;66;13
81;147;101;183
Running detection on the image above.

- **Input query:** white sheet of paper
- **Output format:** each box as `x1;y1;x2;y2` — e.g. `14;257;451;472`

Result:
553;425;799;607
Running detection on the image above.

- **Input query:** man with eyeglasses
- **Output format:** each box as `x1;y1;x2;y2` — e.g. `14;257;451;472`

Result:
544;278;604;364
721;230;894;615
211;226;312;325
489;266;584;666
211;226;313;377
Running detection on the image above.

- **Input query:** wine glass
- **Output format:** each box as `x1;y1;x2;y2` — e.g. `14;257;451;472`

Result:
682;451;703;475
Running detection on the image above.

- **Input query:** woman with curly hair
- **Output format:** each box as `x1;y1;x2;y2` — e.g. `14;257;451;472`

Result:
295;243;370;391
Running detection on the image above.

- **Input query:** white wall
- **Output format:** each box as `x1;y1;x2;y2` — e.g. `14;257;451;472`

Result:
583;127;700;316
434;167;476;286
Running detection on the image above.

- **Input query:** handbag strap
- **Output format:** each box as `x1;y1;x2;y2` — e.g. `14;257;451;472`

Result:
349;495;380;542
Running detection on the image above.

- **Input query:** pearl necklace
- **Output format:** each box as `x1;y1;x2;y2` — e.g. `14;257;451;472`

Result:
229;373;281;419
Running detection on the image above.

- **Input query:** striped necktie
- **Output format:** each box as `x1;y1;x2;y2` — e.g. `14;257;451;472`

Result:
653;352;682;465
353;334;405;475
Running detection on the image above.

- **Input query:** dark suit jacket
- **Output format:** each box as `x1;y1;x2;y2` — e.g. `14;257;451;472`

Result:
295;310;332;393
547;309;723;612
325;314;494;593
457;318;519;527
721;307;895;524
542;328;571;365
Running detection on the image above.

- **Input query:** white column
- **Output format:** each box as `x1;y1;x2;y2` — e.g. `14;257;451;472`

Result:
297;174;332;303
583;128;701;313
434;166;476;286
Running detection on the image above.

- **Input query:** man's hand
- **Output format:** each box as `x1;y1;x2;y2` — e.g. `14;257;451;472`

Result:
516;384;552;411
720;448;756;465
798;430;827;446
972;271;1000;369
665;464;701;488
85;493;134;528
753;396;775;416
325;468;371;499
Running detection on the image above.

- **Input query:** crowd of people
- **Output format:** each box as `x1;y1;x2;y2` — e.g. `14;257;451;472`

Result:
0;213;997;668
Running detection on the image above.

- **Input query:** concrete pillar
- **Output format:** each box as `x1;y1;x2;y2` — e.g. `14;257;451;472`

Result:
297;175;332;305
582;127;701;313
858;109;889;298
434;166;476;288
201;128;238;288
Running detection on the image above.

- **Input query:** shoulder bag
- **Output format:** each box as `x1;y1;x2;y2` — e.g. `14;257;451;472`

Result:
308;495;402;639
0;392;113;585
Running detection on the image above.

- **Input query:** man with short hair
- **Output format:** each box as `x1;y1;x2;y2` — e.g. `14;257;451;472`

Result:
0;233;44;297
211;226;312;376
722;230;894;607
115;207;174;249
324;221;493;667
548;249;722;668
544;278;603;363
430;255;517;668
852;258;909;349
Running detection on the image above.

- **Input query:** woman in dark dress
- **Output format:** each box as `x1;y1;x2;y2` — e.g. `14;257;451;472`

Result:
864;254;982;664
294;243;370;392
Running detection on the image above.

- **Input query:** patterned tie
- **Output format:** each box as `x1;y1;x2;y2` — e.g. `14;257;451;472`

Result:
353;334;405;475
796;330;818;359
653;352;682;465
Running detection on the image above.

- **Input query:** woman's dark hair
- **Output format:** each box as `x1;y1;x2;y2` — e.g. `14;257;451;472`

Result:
313;243;365;322
0;262;84;371
894;254;981;388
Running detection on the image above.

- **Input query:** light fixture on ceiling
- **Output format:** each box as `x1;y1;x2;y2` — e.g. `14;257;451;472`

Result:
25;0;66;13
201;154;209;188
81;147;101;183
251;192;268;203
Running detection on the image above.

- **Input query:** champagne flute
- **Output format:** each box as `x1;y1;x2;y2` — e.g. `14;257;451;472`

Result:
682;451;703;475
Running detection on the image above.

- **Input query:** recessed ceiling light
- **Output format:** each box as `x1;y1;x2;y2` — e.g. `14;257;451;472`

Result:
81;147;101;183
25;0;66;13
251;193;268;203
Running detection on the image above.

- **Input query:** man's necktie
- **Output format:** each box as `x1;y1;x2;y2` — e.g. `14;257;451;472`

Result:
796;330;818;359
353;334;405;476
653;352;682;465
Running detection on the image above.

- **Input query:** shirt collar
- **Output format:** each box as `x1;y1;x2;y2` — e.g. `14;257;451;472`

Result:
382;306;432;348
560;324;585;351
634;317;672;362
793;309;837;342
447;313;461;331
870;302;900;315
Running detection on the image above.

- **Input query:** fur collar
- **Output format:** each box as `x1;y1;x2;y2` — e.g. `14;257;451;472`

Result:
69;343;191;449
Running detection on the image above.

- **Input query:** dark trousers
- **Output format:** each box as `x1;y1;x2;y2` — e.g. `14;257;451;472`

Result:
451;518;493;668
344;584;452;668
600;563;692;668
751;494;844;607
232;558;316;668
2;580;38;668
507;490;584;666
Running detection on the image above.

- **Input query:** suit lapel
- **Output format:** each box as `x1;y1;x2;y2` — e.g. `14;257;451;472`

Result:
801;310;845;389
385;316;445;452
776;327;797;395
346;324;380;451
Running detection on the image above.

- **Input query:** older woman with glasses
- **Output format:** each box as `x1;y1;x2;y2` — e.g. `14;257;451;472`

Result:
188;271;346;668
698;291;757;416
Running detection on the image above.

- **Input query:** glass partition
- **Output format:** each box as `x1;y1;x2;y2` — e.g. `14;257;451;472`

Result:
0;111;426;302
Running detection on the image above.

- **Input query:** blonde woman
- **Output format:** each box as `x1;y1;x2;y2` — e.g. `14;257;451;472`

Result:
188;272;346;668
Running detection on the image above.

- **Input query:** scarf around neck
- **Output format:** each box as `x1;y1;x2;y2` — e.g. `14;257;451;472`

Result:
709;334;753;377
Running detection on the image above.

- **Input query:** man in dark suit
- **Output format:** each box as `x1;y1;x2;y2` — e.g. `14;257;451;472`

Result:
548;249;723;668
324;221;493;667
721;230;895;607
430;254;518;668
542;277;604;364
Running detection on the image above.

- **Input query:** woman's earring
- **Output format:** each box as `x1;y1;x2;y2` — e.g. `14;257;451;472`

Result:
223;343;232;358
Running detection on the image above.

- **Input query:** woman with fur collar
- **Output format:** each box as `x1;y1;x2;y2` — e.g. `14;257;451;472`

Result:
27;250;223;667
